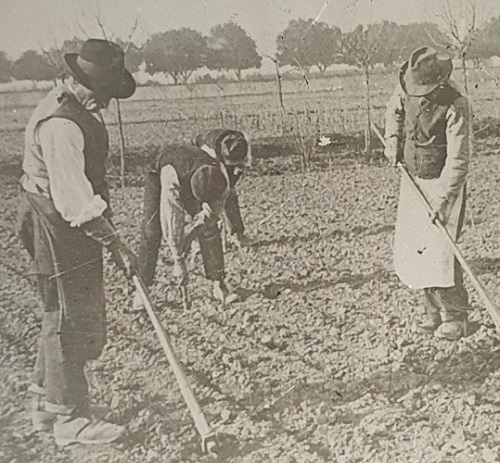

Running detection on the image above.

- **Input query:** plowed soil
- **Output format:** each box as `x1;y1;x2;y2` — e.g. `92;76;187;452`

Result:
3;138;500;463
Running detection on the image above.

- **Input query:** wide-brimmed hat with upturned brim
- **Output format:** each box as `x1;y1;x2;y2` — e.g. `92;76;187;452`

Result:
64;39;136;99
400;46;453;97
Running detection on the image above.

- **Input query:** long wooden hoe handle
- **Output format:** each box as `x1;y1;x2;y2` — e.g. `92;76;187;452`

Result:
132;274;217;454
371;123;500;332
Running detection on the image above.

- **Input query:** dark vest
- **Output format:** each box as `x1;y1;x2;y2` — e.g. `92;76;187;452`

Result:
154;145;222;215
403;84;462;179
19;90;110;276
51;94;110;203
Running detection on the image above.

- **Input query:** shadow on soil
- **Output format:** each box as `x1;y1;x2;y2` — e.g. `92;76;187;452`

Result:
235;266;393;302
272;267;392;295
250;224;394;249
409;345;500;388
217;344;500;460
112;305;500;462
469;256;500;276
203;366;427;461
0;160;22;189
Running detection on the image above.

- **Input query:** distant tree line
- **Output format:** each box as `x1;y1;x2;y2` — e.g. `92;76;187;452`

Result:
3;16;500;85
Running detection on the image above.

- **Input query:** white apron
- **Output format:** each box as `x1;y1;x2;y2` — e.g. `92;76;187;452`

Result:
393;175;464;289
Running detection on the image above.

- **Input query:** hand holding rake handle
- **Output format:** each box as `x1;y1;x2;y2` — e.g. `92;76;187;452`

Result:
371;123;500;333
182;222;202;259
177;276;191;311
132;273;217;454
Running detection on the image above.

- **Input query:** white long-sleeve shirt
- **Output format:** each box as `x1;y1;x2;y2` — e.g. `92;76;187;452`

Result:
39;118;106;226
21;87;108;227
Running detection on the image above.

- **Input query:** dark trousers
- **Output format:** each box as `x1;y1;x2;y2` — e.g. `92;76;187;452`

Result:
19;192;106;415
423;190;468;323
137;172;224;286
31;276;91;415
423;259;468;322
224;187;244;236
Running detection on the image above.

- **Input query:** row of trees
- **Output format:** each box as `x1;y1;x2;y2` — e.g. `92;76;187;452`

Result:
0;22;261;85
141;23;261;84
4;13;500;85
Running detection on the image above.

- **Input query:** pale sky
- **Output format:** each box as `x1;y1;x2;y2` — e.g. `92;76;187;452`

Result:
1;0;499;60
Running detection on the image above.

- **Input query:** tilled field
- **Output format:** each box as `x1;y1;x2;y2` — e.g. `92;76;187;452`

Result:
3;145;500;462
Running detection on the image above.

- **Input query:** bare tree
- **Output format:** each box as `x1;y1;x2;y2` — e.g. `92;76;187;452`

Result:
261;54;285;135
114;20;141;188
429;0;493;233
66;0;143;188
433;0;493;92
342;23;389;154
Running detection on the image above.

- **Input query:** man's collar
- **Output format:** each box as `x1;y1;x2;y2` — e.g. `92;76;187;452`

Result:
53;82;71;100
63;80;102;114
200;144;217;159
63;81;77;98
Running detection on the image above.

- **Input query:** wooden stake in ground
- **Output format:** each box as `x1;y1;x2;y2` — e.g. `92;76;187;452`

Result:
273;58;286;136
372;123;500;332
132;274;218;454
116;99;126;189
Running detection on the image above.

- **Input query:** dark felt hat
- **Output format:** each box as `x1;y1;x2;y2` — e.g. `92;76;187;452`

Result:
400;46;453;97
197;129;252;167
190;165;228;203
64;39;136;99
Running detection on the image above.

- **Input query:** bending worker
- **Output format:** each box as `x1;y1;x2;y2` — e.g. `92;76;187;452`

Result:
194;129;252;248
134;137;246;309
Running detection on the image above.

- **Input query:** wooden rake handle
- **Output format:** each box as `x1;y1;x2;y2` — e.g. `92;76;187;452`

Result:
132;274;217;454
371;123;500;332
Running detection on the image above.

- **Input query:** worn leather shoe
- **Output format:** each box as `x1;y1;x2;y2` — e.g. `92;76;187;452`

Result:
54;416;127;447
32;398;56;432
212;281;239;304
417;313;441;332
434;321;466;341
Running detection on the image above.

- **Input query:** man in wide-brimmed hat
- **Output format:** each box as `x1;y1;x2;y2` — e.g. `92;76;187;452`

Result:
384;46;472;341
194;128;252;248
18;39;136;445
133;139;241;311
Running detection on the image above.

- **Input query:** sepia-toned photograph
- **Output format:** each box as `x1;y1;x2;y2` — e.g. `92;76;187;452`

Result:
2;0;500;461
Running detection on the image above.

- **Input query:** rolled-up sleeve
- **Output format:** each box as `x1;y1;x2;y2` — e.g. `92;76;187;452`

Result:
439;95;471;202
37;118;108;226
160;165;186;261
384;84;406;165
385;84;405;142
